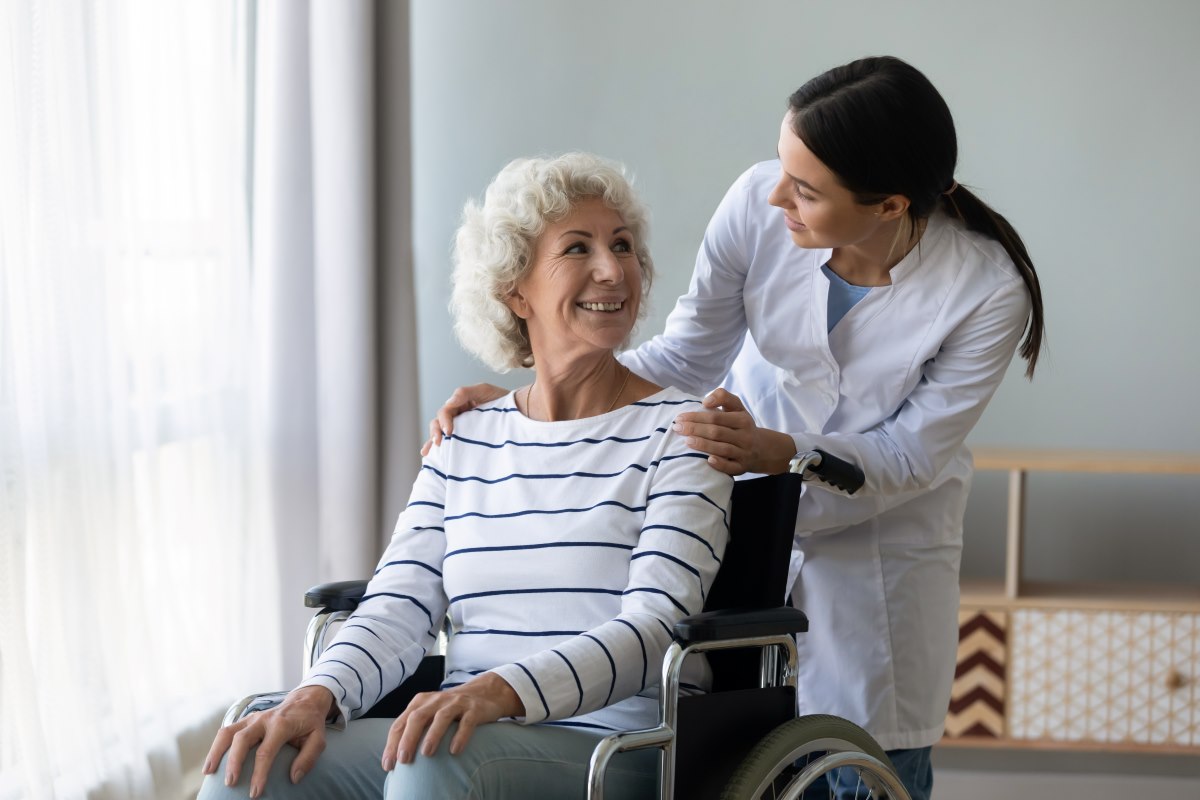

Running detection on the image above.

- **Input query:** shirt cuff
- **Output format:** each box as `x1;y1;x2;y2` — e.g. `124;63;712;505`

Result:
790;433;815;461
487;664;546;724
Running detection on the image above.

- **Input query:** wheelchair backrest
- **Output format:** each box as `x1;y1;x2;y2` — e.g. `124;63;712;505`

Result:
704;472;804;613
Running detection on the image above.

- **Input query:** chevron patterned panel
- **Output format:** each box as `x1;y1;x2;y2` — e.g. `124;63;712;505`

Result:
945;609;1007;739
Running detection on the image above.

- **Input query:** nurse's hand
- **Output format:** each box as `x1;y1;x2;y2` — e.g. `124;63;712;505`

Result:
672;388;797;476
421;383;507;455
382;672;524;768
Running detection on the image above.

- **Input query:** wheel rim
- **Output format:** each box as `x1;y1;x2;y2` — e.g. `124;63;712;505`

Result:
742;738;896;799
771;751;910;800
721;715;910;800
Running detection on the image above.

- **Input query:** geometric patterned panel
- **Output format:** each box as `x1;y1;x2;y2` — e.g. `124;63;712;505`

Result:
945;610;1007;739
1010;610;1199;746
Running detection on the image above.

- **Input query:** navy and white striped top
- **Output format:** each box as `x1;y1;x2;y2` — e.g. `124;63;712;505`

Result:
299;386;733;733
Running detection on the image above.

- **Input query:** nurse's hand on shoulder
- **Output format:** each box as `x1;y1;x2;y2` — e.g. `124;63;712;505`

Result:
421;383;508;455
202;685;335;798
673;389;797;476
383;672;524;770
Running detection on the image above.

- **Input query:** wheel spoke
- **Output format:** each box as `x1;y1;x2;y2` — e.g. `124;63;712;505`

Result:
720;715;905;800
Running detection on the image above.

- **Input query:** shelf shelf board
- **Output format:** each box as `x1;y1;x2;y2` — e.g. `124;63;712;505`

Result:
970;447;1200;474
961;578;1200;612
937;736;1200;755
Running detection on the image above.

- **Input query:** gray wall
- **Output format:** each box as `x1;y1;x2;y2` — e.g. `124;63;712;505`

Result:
403;0;1200;790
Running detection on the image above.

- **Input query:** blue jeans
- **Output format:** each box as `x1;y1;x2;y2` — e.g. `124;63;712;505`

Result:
800;745;932;800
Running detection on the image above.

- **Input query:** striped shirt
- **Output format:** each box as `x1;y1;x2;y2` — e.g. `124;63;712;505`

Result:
300;386;732;733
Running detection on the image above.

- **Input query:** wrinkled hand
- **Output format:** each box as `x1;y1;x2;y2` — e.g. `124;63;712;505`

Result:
421;383;508;456
203;685;335;798
383;672;524;769
671;388;796;476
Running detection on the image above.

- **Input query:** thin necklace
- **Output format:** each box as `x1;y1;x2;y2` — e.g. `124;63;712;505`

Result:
525;365;631;420
606;365;632;413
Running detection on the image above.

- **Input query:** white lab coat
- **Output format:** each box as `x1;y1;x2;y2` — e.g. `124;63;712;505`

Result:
622;161;1031;750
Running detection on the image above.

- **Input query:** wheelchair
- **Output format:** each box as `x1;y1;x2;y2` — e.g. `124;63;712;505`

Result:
225;451;910;799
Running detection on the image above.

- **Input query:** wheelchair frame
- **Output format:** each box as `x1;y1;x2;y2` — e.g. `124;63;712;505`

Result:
224;452;911;799
586;630;801;798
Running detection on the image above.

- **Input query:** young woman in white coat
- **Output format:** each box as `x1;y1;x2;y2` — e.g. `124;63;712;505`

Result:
426;55;1045;799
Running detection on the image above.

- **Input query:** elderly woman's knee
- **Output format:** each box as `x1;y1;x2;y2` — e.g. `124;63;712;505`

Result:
198;719;392;800
194;749;293;800
383;722;656;800
383;754;472;800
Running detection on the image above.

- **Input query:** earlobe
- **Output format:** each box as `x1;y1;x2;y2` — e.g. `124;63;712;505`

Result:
505;291;531;320
878;195;911;222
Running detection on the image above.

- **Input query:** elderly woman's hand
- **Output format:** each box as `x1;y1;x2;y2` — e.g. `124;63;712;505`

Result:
203;685;335;798
383;672;524;769
672;388;798;476
420;383;508;456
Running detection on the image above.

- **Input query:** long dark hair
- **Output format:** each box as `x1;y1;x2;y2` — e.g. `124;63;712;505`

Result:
788;56;1044;377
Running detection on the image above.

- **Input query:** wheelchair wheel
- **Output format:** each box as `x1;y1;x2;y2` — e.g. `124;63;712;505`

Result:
720;714;910;800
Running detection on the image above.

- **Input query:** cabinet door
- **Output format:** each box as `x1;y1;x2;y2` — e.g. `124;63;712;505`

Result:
1009;609;1199;746
945;609;1007;740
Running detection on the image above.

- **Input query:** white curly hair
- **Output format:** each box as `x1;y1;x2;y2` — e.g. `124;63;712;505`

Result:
450;152;655;371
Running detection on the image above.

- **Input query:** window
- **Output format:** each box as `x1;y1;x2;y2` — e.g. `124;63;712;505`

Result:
0;3;279;797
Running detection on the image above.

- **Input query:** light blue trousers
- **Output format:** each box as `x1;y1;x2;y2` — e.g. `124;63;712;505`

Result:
197;719;658;800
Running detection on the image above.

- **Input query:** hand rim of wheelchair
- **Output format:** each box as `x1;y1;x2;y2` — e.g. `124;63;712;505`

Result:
719;714;912;800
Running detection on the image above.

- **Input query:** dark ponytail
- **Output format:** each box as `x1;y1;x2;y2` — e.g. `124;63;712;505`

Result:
788;56;1045;377
940;185;1044;377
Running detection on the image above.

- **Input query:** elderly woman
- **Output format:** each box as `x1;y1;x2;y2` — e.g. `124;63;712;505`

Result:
199;153;733;799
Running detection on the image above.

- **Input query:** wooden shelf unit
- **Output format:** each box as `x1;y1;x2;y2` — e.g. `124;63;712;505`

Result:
972;448;1200;604
942;447;1200;753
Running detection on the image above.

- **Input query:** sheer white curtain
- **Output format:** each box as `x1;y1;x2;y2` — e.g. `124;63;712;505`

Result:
0;2;281;798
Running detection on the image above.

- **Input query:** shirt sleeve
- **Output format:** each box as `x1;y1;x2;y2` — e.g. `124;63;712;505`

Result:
298;449;450;724
488;436;733;724
790;277;1032;533
620;169;754;396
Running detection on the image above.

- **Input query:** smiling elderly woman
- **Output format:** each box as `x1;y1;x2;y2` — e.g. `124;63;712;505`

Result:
198;153;733;800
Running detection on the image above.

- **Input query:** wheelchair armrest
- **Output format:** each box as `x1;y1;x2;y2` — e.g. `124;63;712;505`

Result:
222;690;289;727
673;606;809;643
304;579;370;611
